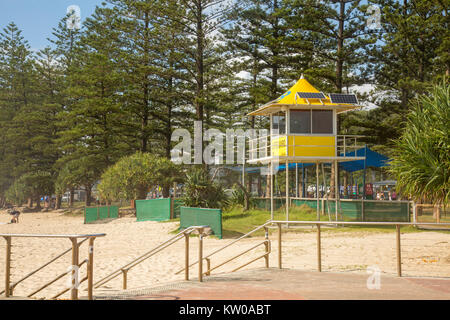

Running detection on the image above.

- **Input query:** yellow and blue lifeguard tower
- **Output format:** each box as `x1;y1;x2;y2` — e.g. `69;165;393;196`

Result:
247;75;365;220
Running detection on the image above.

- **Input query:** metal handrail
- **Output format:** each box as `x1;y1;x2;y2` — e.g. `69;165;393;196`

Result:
205;240;270;275
0;233;105;238
177;219;450;279
1;238;89;295
27;259;88;298
269;220;450;226
175;221;273;275
93;226;203;289
1;233;105;300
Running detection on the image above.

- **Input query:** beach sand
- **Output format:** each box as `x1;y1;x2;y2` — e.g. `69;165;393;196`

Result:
0;209;449;299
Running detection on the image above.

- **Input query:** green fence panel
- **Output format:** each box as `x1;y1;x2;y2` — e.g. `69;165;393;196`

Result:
252;197;408;222
84;205;119;223
109;206;119;219
136;198;171;222
85;207;98;223
364;201;409;222
290;199;408;222
98;206;109;220
173;199;184;218
339;201;361;220
292;199;320;210
180;207;222;239
253;198;284;211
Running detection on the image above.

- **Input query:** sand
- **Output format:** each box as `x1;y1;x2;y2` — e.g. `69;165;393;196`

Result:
0;209;449;299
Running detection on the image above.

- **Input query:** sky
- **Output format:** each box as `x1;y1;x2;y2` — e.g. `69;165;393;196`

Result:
0;0;104;51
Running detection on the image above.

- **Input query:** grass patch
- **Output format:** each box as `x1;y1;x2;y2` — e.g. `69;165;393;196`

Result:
168;204;450;239
222;204;318;238
221;205;450;238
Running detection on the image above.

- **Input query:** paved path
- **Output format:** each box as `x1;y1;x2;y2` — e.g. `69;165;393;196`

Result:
93;268;450;300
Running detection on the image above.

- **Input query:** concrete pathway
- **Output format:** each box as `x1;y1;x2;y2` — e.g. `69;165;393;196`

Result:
93;268;450;300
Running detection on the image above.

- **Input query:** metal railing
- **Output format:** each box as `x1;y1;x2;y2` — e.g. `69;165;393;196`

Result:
336;135;365;157
413;203;449;224
175;221;273;277
270;220;450;276
93;226;211;290
1;233;105;300
248;134;365;161
177;220;450;279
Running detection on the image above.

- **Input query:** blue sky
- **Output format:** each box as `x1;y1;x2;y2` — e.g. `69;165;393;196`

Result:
0;0;104;51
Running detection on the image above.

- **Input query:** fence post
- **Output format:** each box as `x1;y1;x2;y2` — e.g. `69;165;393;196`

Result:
317;224;322;272
184;233;189;281
170;197;174;220
206;258;211;276
122;269;128;290
87;237;95;300
70;238;79;300
278;223;282;269
198;234;203;282
4;236;11;297
264;227;269;268
396;225;402;277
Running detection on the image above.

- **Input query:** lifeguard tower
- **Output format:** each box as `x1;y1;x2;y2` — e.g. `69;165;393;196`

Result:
247;75;365;221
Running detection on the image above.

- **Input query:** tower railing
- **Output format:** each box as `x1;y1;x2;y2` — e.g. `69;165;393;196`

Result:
248;134;366;162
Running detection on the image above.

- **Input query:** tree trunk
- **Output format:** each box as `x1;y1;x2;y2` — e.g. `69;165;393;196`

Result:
69;190;74;208
265;175;271;198
35;197;41;209
137;185;148;200
336;0;346;93
55;195;61;210
27;197;33;208
162;185;170;198
85;186;92;207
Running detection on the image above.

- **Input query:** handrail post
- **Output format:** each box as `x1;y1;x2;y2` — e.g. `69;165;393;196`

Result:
87;237;95;300
70;237;79;300
317;224;322;272
206;258;211;276
122;269;128;290
184;233;189;281
264;227;269;268
4;236;11;297
277;223;282;269
396;225;401;277
198;234;203;282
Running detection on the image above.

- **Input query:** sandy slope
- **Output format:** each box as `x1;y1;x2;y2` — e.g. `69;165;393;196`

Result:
0;209;449;299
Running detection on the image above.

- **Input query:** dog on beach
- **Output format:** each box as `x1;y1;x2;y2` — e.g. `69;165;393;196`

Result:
7;208;20;223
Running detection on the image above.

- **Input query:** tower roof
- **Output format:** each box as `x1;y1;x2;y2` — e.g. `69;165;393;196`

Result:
247;77;360;116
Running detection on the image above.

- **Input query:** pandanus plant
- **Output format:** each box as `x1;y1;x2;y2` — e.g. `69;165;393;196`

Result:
389;79;449;210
